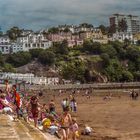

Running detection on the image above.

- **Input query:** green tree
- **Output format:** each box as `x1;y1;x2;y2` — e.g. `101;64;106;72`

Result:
6;27;22;40
100;44;117;58
52;40;69;55
133;71;140;81
61;60;86;82
124;38;131;48
29;48;44;59
83;40;101;54
38;50;55;65
98;25;108;35
137;40;140;45
79;23;93;28
0;53;4;66
120;70;133;82
110;41;126;60
6;51;32;67
63;27;70;32
3;63;15;72
48;27;59;34
104;59;123;82
126;47;140;61
100;53;110;67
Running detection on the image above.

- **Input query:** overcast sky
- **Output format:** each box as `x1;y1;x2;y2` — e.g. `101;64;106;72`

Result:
0;0;140;31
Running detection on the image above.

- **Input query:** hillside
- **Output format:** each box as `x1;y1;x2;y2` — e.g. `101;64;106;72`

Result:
1;40;140;83
16;60;59;77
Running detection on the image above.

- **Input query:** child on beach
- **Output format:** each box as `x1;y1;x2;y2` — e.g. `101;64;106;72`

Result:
49;100;55;113
71;118;79;140
82;124;93;135
0;93;14;114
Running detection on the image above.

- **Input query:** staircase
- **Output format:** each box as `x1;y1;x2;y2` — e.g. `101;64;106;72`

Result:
0;114;58;140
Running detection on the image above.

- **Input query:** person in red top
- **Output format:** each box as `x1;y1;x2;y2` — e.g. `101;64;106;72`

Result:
12;85;21;119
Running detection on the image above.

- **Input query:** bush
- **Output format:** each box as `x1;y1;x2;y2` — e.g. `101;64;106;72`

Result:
120;71;134;82
61;60;86;82
3;63;15;72
83;40;101;54
38;50;55;65
29;48;44;59
6;51;32;67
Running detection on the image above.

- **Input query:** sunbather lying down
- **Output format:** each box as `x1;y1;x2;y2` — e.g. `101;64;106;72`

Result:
0;93;14;114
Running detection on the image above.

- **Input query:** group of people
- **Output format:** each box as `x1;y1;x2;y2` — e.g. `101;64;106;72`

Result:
130;90;139;100
0;80;82;140
61;97;77;113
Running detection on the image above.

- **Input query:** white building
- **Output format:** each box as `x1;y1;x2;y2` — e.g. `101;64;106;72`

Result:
0;44;12;54
11;33;52;53
20;29;33;36
32;77;59;85
0;36;12;54
111;32;133;42
0;35;10;44
0;72;59;85
110;14;140;34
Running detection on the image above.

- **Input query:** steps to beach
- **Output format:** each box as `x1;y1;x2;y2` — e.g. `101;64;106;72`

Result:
0;114;58;140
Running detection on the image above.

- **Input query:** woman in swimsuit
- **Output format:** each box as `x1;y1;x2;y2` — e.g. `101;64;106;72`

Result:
61;106;72;140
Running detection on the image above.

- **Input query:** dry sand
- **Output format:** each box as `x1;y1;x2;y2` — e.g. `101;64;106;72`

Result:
35;89;140;140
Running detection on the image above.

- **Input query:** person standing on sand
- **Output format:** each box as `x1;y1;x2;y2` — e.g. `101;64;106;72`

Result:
5;80;10;95
12;85;21;119
61;106;72;140
5;80;12;102
49;99;55;113
29;95;41;127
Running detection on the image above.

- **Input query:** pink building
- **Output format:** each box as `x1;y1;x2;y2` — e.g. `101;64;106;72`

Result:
46;31;83;47
67;39;83;47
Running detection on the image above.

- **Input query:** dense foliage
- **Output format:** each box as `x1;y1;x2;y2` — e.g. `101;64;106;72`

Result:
1;40;140;83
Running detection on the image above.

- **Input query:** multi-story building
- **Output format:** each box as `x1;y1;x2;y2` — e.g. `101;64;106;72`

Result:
110;14;140;34
0;33;52;54
110;32;133;42
0;35;10;44
47;31;85;47
58;25;76;33
11;33;52;53
0;35;12;54
20;29;33;36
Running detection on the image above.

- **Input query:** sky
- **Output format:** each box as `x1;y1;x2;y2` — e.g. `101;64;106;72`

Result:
0;0;140;31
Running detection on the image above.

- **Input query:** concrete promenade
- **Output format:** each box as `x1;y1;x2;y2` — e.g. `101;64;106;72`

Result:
30;82;140;90
0;114;57;140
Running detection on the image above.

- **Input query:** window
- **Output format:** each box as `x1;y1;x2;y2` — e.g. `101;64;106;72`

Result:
33;43;36;47
1;47;4;52
41;44;44;47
